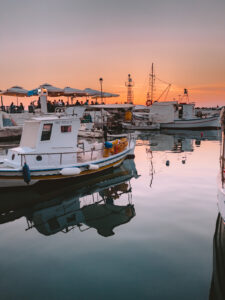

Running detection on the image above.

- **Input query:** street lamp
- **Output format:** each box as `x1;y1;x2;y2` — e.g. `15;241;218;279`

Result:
99;77;103;104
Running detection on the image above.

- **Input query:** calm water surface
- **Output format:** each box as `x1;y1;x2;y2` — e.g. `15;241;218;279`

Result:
0;130;222;300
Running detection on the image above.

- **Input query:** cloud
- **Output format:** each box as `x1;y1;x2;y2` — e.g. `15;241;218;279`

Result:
190;84;225;93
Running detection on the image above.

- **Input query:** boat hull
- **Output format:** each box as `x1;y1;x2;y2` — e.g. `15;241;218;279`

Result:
0;144;135;188
160;116;220;129
122;122;160;130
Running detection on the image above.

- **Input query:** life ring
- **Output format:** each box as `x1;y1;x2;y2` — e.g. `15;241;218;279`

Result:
146;100;152;106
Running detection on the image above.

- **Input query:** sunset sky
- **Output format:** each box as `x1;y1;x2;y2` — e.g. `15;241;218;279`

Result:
0;0;225;106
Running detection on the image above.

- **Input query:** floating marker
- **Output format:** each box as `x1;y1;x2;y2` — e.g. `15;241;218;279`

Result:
60;168;81;176
88;164;99;170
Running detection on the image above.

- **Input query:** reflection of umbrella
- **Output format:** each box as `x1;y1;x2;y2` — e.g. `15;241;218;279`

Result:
63;87;87;97
39;83;64;97
1;86;28;97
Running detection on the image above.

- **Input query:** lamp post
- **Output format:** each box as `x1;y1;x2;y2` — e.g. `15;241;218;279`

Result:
99;77;103;104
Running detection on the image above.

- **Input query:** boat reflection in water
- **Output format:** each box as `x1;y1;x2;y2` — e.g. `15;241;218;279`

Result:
138;129;220;152
137;129;220;187
0;158;139;237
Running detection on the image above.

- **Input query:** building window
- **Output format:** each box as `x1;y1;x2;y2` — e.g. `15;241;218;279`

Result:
61;125;72;133
41;124;53;141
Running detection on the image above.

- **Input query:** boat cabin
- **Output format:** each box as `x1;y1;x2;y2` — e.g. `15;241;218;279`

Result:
149;101;179;123
178;103;195;119
149;101;196;123
5;110;84;168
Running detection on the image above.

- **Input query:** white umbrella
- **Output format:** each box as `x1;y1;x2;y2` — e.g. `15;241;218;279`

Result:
84;88;119;98
91;92;120;99
63;87;87;97
1;86;28;97
39;83;64;97
84;88;102;96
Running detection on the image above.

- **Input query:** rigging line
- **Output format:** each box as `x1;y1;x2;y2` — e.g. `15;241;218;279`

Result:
164;84;171;101
156;84;171;101
155;76;171;85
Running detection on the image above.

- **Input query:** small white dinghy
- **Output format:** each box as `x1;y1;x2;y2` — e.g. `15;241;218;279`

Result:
0;109;135;188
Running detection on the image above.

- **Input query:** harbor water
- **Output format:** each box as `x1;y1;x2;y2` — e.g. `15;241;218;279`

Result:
0;130;222;300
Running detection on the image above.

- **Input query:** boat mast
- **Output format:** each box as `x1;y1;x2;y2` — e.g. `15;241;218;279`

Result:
151;63;155;103
146;63;155;105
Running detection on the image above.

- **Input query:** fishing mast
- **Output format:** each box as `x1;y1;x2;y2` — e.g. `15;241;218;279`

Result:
146;63;171;105
146;63;155;105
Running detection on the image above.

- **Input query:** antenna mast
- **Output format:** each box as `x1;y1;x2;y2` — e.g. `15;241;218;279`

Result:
183;88;189;103
125;74;134;104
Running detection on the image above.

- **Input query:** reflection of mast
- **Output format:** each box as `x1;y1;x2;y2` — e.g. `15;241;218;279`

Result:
146;147;154;188
125;74;134;104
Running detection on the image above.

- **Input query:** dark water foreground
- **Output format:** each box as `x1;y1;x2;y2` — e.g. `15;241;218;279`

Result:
0;130;223;300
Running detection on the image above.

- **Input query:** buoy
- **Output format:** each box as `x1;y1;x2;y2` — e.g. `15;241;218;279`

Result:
166;160;170;166
60;168;81;176
88;164;99;170
105;141;113;149
200;132;203;138
146;100;152;106
22;163;31;184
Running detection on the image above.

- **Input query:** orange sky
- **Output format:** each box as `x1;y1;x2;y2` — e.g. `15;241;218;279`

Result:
0;0;225;107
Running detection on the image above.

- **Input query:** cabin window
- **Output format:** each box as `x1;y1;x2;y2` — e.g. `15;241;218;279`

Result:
41;124;53;141
11;154;15;160
61;125;72;133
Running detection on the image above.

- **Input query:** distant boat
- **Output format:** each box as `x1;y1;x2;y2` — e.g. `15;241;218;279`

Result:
150;101;220;129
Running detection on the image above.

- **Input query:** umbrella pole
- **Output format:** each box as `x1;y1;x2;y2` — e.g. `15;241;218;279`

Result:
1;96;3;107
17;97;18;106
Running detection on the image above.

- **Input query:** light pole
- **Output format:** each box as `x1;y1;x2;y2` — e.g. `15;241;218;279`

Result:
99;77;103;104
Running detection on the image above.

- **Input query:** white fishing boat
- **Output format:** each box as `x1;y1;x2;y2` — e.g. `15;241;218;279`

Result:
139;64;220;130
0;111;22;141
0;107;135;188
217;108;225;221
150;101;220;129
78;123;103;138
